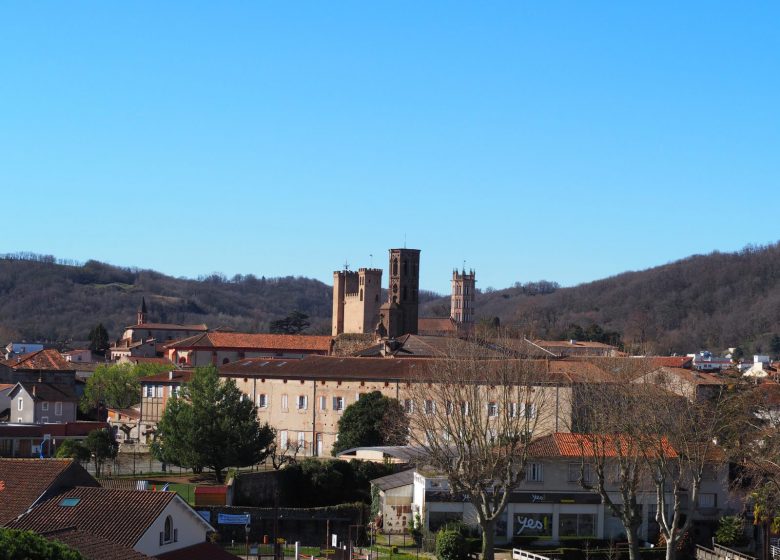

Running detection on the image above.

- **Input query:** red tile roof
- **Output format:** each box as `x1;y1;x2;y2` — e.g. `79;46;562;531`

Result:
9;486;177;547
2;349;74;371
534;340;616;349
156;542;241;560
166;332;333;353
128;323;208;331
43;528;153;560
417;318;457;333
220;355;609;384
649;356;694;368
530;433;677;459
125;357;176;366
0;459;99;526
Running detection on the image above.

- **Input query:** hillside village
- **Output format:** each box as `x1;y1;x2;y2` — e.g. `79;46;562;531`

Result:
1;248;780;560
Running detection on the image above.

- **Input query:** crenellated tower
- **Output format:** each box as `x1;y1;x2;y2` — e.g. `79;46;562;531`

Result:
451;268;476;328
332;267;383;336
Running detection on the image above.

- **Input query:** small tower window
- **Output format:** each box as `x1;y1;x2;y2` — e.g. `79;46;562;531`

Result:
359;289;363;301
392;259;398;275
403;286;408;301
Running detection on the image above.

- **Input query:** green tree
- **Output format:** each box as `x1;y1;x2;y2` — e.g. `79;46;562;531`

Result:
80;362;171;413
715;516;745;547
87;323;109;355
332;391;408;455
54;439;91;463
152;365;275;482
84;428;118;477
269;311;311;334
0;528;85;560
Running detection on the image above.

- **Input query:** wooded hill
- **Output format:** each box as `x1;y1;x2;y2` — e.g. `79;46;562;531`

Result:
421;242;780;355
0;255;333;343
3;243;780;355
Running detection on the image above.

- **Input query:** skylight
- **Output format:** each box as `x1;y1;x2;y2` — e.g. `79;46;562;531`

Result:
58;497;81;507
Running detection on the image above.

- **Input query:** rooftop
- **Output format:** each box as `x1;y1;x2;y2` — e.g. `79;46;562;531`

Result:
1;349;74;371
165;332;333;352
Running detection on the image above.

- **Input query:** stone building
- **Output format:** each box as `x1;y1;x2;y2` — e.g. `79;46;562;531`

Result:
379;248;421;339
332;268;383;336
450;268;475;327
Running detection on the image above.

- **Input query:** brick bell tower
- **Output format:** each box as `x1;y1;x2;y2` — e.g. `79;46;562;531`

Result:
380;248;421;338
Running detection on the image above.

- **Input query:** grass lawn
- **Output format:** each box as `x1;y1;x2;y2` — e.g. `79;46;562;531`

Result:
165;482;196;505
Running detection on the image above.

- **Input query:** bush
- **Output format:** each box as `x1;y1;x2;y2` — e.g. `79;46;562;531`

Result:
436;530;466;560
715;515;746;547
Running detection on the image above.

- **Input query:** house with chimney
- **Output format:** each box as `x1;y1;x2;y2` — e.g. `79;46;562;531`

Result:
5;382;78;424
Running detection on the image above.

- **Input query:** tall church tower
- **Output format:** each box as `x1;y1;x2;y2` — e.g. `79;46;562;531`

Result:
137;297;148;325
451;268;476;328
381;248;421;338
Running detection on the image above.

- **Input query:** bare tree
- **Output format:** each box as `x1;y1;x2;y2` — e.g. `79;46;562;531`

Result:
404;342;550;560
637;376;731;560
569;379;655;560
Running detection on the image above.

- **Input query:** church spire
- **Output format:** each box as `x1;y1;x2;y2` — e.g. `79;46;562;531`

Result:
137;297;147;325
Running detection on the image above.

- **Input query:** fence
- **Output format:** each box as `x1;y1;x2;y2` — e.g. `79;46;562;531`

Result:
695;544;756;560
513;548;551;560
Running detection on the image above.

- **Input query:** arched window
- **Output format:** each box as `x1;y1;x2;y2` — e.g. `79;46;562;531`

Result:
178;356;187;365
164;515;173;543
359;289;363;301
392;259;398;275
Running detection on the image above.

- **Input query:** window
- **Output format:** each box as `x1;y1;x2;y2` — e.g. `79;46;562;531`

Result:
460;402;470;416
55;402;63;416
568;462;593;483
699;493;717;508
258;394;268;408
41;402;49;411
298;431;306;446
58;497;81;507
525;462;543;482
160;515;174;545
297;395;308;410
445;401;453;416
281;394;288;411
425;400;435;415
320;395;327;411
280;430;288;449
171;385;180;398
513;513;552;537
17;398;23;411
156;385;164;398
558;514;596;537
332;396;344;412
41;416;48;423
521;403;537;419
487;402;498;417
509;403;517;418
17;417;22;423
146;385;154;398
403;399;413;413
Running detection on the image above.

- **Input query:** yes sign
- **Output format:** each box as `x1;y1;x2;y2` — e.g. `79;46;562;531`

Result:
515;516;545;535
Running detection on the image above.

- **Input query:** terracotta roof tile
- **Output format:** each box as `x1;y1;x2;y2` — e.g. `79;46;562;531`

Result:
529;433;677;459
43;528;153;560
128;323;208;331
167;332;333;353
2;349;74;371
141;370;194;384
156;542;241;560
9;486;177;547
0;459;99;526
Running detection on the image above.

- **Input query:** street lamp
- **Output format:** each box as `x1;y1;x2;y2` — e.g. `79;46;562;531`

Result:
245;520;251;559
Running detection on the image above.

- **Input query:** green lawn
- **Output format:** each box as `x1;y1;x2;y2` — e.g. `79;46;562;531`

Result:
165;482;196;505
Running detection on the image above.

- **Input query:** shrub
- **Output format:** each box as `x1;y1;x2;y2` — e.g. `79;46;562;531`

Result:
715;515;746;547
436;530;466;560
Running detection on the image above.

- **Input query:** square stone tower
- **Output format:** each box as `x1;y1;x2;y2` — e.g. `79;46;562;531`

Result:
332;267;383;336
451;268;476;327
380;248;421;338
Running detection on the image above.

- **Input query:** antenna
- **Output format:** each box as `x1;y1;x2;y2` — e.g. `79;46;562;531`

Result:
343;259;350;272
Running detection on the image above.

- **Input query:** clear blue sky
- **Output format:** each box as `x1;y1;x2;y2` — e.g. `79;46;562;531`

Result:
2;2;778;294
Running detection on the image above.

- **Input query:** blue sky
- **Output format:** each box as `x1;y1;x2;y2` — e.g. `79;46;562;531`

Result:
1;2;778;294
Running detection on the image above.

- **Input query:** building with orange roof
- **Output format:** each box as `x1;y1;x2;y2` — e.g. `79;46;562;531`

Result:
163;331;333;367
409;432;730;545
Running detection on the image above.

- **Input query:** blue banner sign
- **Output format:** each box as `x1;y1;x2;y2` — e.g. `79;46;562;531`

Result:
218;513;250;525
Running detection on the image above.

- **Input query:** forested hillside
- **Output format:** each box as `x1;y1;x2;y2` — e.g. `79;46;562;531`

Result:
420;243;780;355
3;243;780;355
0;254;333;342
